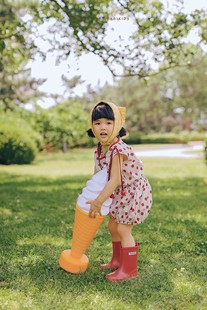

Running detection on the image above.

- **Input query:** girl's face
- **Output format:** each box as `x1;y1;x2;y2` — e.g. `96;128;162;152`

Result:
92;118;114;144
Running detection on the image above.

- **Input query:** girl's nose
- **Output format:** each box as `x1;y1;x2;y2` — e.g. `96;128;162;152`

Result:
100;123;107;129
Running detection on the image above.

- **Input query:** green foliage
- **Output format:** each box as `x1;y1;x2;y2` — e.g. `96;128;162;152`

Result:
0;114;42;164
1;0;207;143
124;132;187;144
33;101;93;151
205;138;207;161
0;0;44;111
30;0;207;78
125;132;206;145
84;54;207;134
0;112;43;148
0;125;37;165
141;133;188;144
1;0;207;116
180;131;207;143
124;132;142;144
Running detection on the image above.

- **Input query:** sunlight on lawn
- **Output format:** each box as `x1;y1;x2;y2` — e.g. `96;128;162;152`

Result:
17;236;66;247
0;146;206;179
172;272;203;301
0;148;94;176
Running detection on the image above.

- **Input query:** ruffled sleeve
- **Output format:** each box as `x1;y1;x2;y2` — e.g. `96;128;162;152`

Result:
109;139;130;160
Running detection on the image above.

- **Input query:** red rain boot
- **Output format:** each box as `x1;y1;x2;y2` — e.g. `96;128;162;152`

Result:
100;241;121;270
106;243;140;282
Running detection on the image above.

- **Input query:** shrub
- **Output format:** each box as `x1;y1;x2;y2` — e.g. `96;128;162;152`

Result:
181;131;206;143
124;131;207;145
141;133;188;144
205;138;207;161
0;113;43;150
124;132;142;144
33;101;91;151
0;122;38;165
124;132;188;144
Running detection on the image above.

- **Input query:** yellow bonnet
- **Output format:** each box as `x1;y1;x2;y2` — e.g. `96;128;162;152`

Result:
90;100;126;145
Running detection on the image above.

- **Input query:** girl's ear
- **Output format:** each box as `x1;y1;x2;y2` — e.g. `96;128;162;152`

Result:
87;128;95;137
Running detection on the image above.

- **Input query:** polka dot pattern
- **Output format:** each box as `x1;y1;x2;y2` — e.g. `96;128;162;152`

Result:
94;138;153;225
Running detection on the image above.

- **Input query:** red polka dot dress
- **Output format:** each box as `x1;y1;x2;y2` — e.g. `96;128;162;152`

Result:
94;137;153;225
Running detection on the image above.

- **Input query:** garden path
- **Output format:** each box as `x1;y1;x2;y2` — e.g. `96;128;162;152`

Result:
135;141;204;158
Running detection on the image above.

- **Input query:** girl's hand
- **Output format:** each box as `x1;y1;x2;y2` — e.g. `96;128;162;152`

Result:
86;200;102;218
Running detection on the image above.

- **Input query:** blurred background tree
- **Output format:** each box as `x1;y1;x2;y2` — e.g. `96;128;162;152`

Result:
81;50;207;134
0;0;46;112
29;0;207;77
32;100;92;152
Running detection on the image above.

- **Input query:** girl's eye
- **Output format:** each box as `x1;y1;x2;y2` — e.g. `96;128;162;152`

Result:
107;122;112;125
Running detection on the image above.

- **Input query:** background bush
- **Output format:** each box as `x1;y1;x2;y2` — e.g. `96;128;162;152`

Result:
124;131;206;145
0;115;42;164
32;101;95;151
123;131;143;144
205;138;207;161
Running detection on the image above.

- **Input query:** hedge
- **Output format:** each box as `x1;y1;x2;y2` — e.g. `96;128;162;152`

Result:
205;138;207;161
124;132;206;145
0;115;42;165
124;132;188;144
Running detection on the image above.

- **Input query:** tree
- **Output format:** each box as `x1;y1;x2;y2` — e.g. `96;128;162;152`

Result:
32;100;91;151
30;0;207;78
79;75;165;133
0;0;45;111
165;55;207;130
80;52;207;133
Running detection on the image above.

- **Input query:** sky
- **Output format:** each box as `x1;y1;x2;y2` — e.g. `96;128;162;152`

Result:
28;0;207;109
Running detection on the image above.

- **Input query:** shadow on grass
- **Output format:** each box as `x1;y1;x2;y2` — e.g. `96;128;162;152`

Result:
0;173;207;308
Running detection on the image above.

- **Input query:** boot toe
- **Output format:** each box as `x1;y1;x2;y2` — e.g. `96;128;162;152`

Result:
106;274;138;282
106;271;138;282
100;262;119;270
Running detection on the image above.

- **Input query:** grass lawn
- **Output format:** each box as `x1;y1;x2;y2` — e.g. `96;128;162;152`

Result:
0;147;207;310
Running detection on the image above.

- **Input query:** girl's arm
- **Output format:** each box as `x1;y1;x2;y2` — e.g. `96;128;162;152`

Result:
87;154;124;218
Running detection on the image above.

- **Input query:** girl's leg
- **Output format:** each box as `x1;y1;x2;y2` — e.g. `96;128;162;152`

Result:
117;223;135;247
108;217;121;242
100;217;121;270
106;224;138;281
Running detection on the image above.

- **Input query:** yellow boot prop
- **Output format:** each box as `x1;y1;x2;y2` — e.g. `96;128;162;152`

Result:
59;205;105;274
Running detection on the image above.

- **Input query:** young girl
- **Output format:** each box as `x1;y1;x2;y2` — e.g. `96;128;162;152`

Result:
86;100;152;282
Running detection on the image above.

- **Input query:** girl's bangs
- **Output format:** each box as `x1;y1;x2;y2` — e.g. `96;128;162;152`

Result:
92;103;114;121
